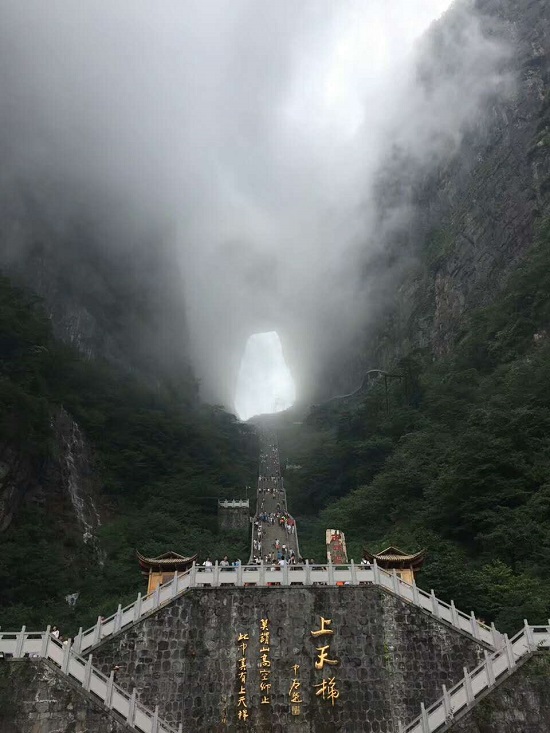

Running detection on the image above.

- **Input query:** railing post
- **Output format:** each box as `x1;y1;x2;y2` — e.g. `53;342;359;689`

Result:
239;563;245;587
154;584;161;607
151;704;159;733
93;616;102;645
171;571;179;598
327;558;334;586
504;634;516;668
373;559;380;585
15;626;26;658
463;666;474;704
412;578;420;605
72;627;83;654
470;611;480;640
114;604;123;633
134;593;142;622
420;702;429;732
189;562;197;588
491;622;502;648
305;560;311;586
484;650;495;686
127;688;136;725
283;562;290;586
41;628;51;657
392;570;400;595
430;590;440;618
524;619;535;651
442;683;452;719
61;639;72;674
350;559;358;586
450;600;459;627
105;670;114;708
83;654;93;691
213;561;220;587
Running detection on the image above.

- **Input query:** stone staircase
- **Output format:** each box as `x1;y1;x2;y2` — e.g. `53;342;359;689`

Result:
0;628;180;733
400;622;550;732
67;560;503;656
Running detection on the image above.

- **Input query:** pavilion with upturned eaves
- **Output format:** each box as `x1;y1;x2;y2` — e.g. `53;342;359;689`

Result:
137;550;197;594
363;545;426;585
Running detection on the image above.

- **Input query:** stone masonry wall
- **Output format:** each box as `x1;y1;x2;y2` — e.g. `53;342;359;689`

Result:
218;503;250;532
92;586;487;732
0;659;134;733
449;653;550;733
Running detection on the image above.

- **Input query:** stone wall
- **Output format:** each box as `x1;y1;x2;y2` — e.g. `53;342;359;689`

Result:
449;653;550;733
91;586;487;732
0;659;133;733
218;501;250;532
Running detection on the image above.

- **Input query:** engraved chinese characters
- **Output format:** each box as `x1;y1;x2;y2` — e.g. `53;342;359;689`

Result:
311;616;340;706
232;613;341;723
289;663;303;716
236;632;249;721
259;618;271;705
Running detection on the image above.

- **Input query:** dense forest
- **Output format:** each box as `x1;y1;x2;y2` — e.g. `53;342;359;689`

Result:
3;209;550;637
0;276;256;632
280;217;550;635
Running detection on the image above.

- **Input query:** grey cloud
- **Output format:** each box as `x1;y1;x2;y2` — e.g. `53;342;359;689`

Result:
0;0;512;408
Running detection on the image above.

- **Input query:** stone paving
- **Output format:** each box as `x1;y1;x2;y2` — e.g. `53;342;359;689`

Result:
250;430;300;563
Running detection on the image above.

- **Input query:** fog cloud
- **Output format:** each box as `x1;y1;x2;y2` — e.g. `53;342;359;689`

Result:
0;0;512;407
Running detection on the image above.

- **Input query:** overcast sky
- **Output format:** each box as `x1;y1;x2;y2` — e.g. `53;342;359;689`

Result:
0;0;511;414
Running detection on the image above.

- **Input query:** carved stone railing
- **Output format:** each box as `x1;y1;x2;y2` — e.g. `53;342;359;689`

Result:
0;629;180;733
66;560;501;655
400;622;550;733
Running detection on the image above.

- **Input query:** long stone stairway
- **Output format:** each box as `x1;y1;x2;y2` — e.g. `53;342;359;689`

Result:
0;627;180;733
400;622;550;732
250;429;300;563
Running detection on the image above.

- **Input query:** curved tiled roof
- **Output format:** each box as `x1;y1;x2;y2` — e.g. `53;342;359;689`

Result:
363;545;426;565
136;550;197;570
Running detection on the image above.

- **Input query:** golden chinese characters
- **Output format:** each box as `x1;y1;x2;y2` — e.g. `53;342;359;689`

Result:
259;617;271;705
311;616;340;705
236;631;249;722
289;663;303;715
314;676;340;706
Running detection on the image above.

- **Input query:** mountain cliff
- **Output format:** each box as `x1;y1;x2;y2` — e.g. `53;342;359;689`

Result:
317;0;549;397
0;0;548;633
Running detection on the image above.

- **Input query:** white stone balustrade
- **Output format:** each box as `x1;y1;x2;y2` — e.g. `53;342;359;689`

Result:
400;622;550;733
60;560;502;655
0;629;181;733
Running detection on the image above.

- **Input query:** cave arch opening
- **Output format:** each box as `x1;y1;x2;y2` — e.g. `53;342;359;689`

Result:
234;331;296;421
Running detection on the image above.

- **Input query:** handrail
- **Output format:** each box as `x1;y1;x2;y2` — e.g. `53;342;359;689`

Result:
400;623;550;733
0;628;181;733
66;559;501;655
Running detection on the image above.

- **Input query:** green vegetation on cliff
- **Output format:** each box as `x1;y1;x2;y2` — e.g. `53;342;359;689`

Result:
0;276;256;631
281;219;550;634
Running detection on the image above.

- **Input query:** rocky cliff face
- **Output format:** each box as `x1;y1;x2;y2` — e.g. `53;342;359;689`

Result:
0;182;193;391
0;1;546;408
322;0;549;393
0;407;103;563
0;445;40;532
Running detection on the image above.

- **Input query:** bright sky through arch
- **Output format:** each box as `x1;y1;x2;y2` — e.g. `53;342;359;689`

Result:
235;332;296;421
